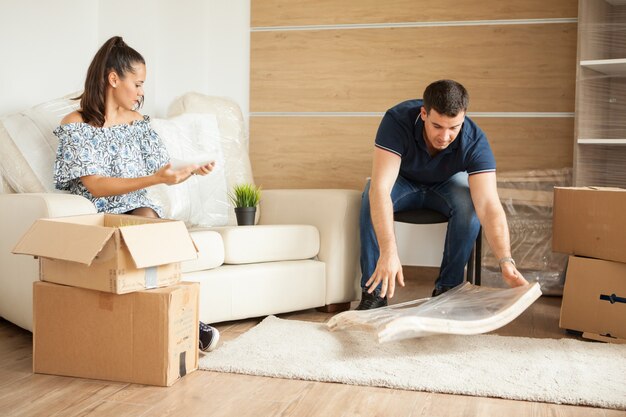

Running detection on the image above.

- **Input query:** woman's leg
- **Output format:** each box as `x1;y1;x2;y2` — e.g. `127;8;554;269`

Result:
127;207;159;218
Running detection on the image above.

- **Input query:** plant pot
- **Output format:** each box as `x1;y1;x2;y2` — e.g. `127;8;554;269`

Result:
234;207;256;226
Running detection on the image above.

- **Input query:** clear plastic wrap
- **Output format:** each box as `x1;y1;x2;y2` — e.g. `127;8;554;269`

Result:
574;1;626;188
0;169;10;194
148;113;230;227
166;93;256;226
328;282;542;343
0;94;79;194
481;168;571;295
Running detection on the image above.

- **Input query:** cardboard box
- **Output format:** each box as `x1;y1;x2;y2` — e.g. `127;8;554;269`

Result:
560;256;626;343
553;186;626;264
13;213;198;294
33;281;199;386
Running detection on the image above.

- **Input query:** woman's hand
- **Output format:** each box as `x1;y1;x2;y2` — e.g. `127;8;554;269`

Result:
191;161;215;176
154;163;197;185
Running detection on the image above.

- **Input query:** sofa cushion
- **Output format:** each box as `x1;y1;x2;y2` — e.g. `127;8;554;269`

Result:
0;94;79;193
148;114;230;227
208;224;320;264
182;229;225;273
183;260;326;323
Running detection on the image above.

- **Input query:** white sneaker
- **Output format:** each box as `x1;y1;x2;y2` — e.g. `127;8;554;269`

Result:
199;322;220;352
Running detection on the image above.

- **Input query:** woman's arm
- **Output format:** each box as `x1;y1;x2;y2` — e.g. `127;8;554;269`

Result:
81;163;197;197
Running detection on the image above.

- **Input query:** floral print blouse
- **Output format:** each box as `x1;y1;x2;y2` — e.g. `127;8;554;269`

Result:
53;115;169;217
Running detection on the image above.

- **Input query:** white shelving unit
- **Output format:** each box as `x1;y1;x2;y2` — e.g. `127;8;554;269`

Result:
574;0;626;187
578;138;626;144
580;58;626;75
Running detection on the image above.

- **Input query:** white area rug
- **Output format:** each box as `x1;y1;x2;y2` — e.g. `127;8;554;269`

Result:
200;316;626;409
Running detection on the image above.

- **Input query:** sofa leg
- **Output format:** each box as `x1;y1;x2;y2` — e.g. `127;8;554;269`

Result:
316;302;351;313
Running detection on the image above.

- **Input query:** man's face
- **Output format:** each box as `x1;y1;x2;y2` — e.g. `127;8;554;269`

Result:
420;107;465;154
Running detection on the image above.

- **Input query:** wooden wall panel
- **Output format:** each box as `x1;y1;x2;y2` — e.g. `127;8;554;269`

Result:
250;117;574;189
252;0;577;27
475;117;574;173
250;117;377;190
251;24;577;113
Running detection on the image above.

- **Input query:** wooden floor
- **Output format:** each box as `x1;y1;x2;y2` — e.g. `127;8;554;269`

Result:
1;267;624;417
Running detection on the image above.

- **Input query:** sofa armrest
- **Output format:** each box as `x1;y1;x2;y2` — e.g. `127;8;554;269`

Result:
0;193;96;331
259;189;361;305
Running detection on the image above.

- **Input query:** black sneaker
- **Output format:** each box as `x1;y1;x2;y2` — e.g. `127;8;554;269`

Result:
199;322;220;352
431;285;456;297
355;290;388;310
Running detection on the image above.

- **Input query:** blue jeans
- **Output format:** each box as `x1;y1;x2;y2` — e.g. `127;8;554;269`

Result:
359;172;480;292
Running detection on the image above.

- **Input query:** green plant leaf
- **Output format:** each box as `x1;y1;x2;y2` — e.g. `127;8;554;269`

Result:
229;183;262;207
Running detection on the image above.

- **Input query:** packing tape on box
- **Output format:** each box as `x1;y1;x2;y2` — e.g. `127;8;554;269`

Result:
145;267;157;289
600;293;626;304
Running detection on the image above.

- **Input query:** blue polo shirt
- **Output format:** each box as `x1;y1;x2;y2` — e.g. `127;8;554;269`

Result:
375;99;496;184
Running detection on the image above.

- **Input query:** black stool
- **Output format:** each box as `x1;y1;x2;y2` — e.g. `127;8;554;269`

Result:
394;209;482;285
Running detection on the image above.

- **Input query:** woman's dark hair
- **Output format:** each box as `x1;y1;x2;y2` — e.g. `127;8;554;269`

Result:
423;79;469;117
77;36;145;127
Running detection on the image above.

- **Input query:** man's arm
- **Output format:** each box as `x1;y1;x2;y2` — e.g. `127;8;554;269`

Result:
366;147;405;298
468;172;528;287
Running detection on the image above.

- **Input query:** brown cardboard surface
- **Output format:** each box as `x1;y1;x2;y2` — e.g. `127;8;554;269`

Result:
119;221;197;268
33;281;199;386
13;218;115;265
13;214;198;293
40;260;182;293
560;256;626;342
553;186;626;264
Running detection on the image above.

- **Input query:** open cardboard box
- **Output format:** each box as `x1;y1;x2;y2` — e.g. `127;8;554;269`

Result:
33;281;200;386
13;213;198;294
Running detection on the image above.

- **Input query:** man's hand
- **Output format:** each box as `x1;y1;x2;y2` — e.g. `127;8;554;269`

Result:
501;262;529;287
365;253;405;298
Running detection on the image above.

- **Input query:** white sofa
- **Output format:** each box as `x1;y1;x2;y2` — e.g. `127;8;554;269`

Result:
0;93;361;331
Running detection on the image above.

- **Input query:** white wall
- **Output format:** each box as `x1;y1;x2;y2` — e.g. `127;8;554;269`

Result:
0;0;250;120
0;0;98;114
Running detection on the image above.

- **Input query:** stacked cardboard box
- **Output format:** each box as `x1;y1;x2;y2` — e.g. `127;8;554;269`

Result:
13;213;200;385
552;187;626;343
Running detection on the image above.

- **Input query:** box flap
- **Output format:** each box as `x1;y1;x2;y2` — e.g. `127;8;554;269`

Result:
119;221;198;268
13;219;115;265
554;186;626;192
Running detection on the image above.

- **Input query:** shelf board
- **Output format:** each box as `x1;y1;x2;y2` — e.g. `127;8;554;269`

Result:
580;58;626;76
606;0;626;5
578;138;626;145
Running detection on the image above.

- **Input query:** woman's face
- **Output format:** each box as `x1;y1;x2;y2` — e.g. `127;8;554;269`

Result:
110;63;146;110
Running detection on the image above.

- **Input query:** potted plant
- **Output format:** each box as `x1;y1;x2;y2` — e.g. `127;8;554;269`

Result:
229;183;262;226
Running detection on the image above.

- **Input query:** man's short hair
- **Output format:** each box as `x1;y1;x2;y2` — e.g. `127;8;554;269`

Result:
423;80;469;117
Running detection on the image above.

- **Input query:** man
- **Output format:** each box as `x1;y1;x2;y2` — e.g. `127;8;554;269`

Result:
356;79;528;311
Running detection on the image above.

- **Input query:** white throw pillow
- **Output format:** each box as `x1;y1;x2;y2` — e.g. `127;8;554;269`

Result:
148;113;230;227
0;94;79;193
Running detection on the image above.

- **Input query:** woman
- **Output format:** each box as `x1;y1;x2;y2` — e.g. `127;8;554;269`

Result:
53;36;219;352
